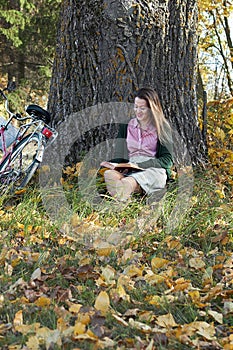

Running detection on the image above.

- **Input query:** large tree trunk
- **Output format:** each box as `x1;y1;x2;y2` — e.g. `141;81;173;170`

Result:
48;0;206;165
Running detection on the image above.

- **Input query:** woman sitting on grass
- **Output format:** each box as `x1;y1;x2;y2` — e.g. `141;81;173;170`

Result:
101;87;173;202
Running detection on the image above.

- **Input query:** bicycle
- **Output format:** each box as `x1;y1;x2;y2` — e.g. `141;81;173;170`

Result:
0;81;57;194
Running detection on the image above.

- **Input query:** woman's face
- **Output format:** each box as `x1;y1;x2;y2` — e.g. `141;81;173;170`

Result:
134;97;151;126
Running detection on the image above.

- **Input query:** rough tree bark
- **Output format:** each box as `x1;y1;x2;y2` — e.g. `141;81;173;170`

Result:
48;0;206;165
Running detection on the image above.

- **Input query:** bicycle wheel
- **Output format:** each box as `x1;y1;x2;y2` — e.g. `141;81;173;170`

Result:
0;133;42;193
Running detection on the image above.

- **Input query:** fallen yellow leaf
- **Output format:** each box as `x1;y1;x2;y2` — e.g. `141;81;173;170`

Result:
101;265;116;285
70;214;81;228
129;318;152;333
215;189;225;199
8;345;21;350
120;248;134;264
36;327;62;348
115;284;130;301
208;310;223;324
189;257;206;269
26;335;40;350
77;313;91;326
73;332;98;341
202;266;213;286
215;126;225;142
94;291;110;315
151;257;170;270
112;314;128;326
194;321;216;340
0;247;8;265
97;336;116;348
30;267;41;281
144;273;166;285
14;323;40;335
123;265;143;277
14;188;27;195
188;290;200;302
57;317;67;332
148;295;162;306
170;240;183;249
13;310;23;327
34;296;51;307
188;290;207;307
156;313;178;328
94;240;115;257
17;222;24;230
11;257;21;267
224;301;233;314
73;321;86;336
173;277;191;291
110;284;130;302
69;303;83;313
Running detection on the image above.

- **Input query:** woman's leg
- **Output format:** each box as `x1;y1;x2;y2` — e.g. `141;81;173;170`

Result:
104;170;140;201
104;170;124;197
119;176;141;200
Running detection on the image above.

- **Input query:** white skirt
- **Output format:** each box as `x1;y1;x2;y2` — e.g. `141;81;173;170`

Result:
128;155;167;195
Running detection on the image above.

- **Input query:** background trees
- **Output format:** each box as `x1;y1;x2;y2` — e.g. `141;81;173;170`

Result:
1;0;232;101
0;0;61;88
198;0;233;99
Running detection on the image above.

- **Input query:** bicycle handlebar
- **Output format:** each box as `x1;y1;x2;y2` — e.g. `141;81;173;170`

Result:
0;86;54;133
0;89;7;100
0;87;15;118
0;87;40;123
15;115;30;122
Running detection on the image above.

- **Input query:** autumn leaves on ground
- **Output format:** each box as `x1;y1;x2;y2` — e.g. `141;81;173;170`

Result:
0;95;233;349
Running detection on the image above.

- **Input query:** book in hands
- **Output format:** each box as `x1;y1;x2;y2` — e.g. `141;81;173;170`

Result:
100;161;143;172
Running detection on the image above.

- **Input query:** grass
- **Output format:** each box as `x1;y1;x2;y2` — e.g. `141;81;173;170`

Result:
0;165;232;349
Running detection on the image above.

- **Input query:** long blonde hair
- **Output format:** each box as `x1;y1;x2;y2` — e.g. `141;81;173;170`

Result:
135;87;172;146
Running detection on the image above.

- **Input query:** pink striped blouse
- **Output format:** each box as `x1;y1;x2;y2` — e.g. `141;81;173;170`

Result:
126;118;158;158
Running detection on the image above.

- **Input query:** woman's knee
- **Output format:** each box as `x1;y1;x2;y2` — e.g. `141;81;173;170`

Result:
121;176;140;192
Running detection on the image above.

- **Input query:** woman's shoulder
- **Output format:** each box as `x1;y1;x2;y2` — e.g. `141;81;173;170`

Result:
128;118;137;126
117;118;137;137
117;122;128;138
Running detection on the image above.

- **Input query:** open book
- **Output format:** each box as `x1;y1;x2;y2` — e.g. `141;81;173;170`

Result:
100;161;143;172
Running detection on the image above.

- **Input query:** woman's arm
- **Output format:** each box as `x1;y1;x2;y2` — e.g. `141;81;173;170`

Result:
109;123;129;163
137;141;173;176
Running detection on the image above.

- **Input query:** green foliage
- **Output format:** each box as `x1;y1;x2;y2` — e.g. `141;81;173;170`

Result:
1;9;26;26
0;0;61;89
0;2;35;47
207;98;233;180
0;10;25;47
